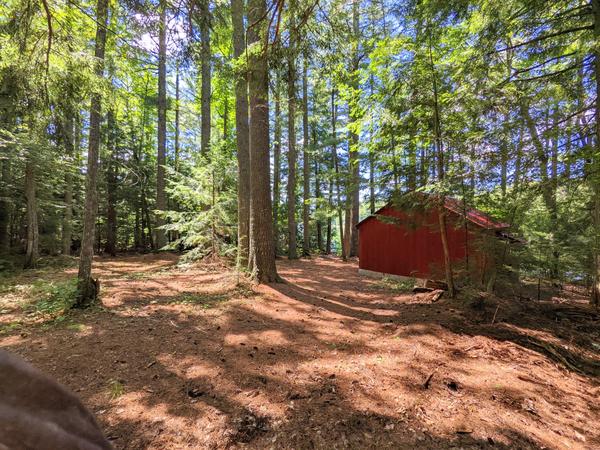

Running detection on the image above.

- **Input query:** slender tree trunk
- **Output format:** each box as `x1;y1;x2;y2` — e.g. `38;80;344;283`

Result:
591;0;600;305
231;0;250;269
105;109;118;256
302;54;310;256
75;0;109;306
200;0;211;156
223;93;229;139
0;151;10;254
314;126;323;253
155;0;167;250
348;0;361;257
500;115;509;199
428;32;454;297
392;136;399;189
24;158;38;269
407;131;416;190
175;65;180;172
247;0;278;282
331;88;346;260
522;101;560;279
287;10;298;259
61;116;74;256
326;150;333;255
273;73;282;256
369;150;375;213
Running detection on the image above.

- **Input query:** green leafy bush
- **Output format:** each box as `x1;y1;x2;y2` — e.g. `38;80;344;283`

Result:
29;278;78;318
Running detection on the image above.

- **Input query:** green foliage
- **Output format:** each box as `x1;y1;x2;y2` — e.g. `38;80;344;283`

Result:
28;278;78;318
164;143;238;261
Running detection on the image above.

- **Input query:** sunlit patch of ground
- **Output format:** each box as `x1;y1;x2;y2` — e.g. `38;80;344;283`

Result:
0;253;598;449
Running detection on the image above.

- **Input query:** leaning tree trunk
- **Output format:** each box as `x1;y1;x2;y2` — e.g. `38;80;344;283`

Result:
247;0;278;282
155;0;167;250
75;0;109;307
231;0;250;269
24;158;38;269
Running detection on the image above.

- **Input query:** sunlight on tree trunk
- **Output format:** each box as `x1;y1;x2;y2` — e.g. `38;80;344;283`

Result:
75;0;109;307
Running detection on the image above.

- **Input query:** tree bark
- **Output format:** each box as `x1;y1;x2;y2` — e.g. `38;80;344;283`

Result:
105;109;117;256
591;0;600;306
314;126;323;252
521;101;560;279
287;7;298;260
61;115;75;256
231;0;250;269
273;73;282;256
348;0;361;257
302;54;310;256
23;158;38;269
331;88;346;260
247;0;278;282
428;31;455;297
155;0;167;250
75;0;109;306
0;151;10;255
175;65;180;171
199;0;211;157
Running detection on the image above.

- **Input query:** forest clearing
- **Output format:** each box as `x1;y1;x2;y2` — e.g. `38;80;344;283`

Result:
1;253;599;449
2;0;600;448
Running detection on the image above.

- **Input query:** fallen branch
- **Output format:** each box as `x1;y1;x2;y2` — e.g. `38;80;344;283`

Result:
491;305;500;325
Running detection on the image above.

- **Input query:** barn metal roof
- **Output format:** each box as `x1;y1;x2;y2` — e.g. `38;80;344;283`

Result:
356;196;511;230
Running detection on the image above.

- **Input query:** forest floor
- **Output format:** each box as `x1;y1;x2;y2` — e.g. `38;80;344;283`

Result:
0;253;599;449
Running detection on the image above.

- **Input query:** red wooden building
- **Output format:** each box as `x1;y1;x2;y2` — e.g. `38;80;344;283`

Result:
356;196;511;282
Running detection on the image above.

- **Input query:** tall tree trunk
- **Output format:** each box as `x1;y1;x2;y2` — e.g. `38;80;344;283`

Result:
500;115;509;199
287;8;298;259
392;136;399;189
302;54;310;256
231;0;250;269
155;0;167;250
24;158;38;269
75;0;109;306
247;0;278;282
369;150;375;213
326;149;333;255
200;0;211;156
175;64;180;172
314;126;323;253
0;151;10;255
105;109;118;256
407;131;416;190
61;115;74;256
348;0;361;257
273;73;282;256
521;101;560;279
331;88;346;260
591;0;600;306
428;32;455;297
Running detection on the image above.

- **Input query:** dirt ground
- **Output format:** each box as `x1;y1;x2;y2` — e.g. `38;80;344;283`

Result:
1;253;599;449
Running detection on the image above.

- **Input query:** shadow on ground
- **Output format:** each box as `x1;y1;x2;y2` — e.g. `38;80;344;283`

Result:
0;254;598;449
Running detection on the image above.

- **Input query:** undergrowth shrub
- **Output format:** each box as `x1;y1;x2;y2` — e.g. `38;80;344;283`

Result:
29;278;78;319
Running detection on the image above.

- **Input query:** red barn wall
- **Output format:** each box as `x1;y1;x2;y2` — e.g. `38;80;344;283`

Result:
358;205;483;280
